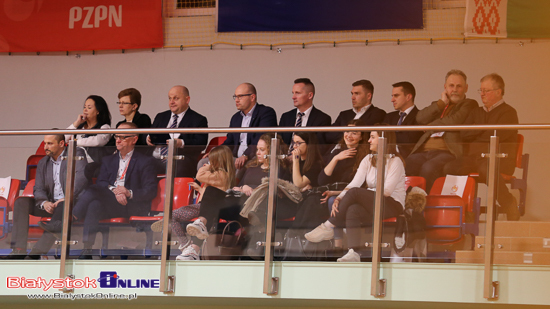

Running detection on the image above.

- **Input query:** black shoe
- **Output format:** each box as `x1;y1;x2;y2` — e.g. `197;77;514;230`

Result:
1;249;27;260
38;220;62;238
78;249;93;260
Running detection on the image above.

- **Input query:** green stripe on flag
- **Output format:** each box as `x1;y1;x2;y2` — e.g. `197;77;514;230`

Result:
508;0;550;38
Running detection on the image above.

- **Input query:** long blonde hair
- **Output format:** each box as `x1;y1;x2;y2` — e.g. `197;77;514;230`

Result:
208;145;236;189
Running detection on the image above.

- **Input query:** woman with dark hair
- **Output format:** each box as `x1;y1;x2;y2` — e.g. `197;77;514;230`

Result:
291;132;323;189
292;120;369;231
66;95;112;163
305;127;406;262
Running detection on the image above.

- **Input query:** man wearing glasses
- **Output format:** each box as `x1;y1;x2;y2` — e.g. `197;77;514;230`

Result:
405;69;478;192
41;122;158;258
219;83;277;169
147;85;208;177
444;73;520;220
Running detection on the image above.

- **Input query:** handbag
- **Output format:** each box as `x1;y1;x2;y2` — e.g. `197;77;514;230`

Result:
279;229;332;261
201;220;244;260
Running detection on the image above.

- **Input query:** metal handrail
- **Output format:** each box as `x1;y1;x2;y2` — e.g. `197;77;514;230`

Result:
0;123;549;136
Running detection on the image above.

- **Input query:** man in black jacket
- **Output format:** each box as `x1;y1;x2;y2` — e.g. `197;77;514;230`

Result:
383;81;423;159
147;85;208;177
279;78;331;151
326;80;386;147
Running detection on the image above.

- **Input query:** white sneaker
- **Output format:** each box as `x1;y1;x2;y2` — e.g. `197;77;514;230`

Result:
337;249;360;262
178;235;192;250
176;245;200;261
304;223;334;243
186;219;209;240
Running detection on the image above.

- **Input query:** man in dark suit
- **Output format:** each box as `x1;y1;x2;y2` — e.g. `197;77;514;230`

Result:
383;81;423;159
5;133;87;259
279;78;331;150
41;122;158;258
147;85;208;177
325;80;386;146
221;83;277;169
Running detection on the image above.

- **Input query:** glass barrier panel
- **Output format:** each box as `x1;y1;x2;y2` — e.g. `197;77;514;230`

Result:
0;139;45;260
492;129;542;267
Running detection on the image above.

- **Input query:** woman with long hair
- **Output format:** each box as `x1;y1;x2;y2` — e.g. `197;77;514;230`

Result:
151;145;235;261
304;127;406;262
291;132;323;189
234;133;289;196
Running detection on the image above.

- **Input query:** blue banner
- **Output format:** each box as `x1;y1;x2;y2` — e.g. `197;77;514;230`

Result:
218;0;423;32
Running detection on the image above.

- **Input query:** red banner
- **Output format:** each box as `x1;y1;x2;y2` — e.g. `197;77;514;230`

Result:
0;0;163;52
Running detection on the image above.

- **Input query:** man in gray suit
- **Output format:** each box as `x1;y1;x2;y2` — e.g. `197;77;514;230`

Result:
5;133;87;259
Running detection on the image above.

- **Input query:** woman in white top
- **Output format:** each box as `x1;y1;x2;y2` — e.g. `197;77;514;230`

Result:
66;95;112;163
305;128;406;262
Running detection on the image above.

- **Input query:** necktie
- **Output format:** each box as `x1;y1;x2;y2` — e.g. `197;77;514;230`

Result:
397;112;406;125
161;114;179;163
288;112;305;155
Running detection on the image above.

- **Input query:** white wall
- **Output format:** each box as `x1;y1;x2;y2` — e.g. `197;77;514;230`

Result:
0;40;549;219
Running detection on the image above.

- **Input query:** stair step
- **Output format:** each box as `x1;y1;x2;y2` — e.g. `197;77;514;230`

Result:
494;221;550;237
474;236;550;253
456;250;550;265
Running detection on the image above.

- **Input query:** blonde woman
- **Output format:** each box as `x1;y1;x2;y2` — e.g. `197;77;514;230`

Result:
152;145;235;261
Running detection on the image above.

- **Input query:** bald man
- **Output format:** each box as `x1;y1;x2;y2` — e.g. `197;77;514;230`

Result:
147;85;208;177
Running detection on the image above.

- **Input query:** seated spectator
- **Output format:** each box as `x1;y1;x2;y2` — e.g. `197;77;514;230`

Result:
110;88;152;146
151;145;236;260
405;70;478;192
66;95;112;163
305;129;406;262
383;81;423;158
291;132;324;190
234;133;290;196
199;83;277;170
444;73;520;220
3;133;87;259
279;78;331;153
147;85;208;178
325;80;386;147
41;122;158;259
184;146;243;258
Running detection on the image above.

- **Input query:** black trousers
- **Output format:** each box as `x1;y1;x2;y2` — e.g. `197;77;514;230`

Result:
328;188;403;250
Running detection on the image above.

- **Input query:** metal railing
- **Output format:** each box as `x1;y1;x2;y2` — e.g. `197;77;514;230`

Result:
0;124;545;300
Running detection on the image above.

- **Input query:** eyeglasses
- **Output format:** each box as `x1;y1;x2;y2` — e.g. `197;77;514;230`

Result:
293;141;305;147
232;94;252;100
116;102;134;106
477;89;499;94
113;135;135;141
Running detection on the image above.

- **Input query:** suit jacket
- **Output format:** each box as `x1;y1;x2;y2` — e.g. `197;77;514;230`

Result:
383;106;423;158
150;108;208;176
278;105;332;147
222;103;278;158
96;151;158;217
411;98;478;157
326;105;387;145
33;148;88;208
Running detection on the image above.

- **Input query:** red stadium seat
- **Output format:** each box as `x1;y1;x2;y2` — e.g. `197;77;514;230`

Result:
203;136;227;155
0;178;21;240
